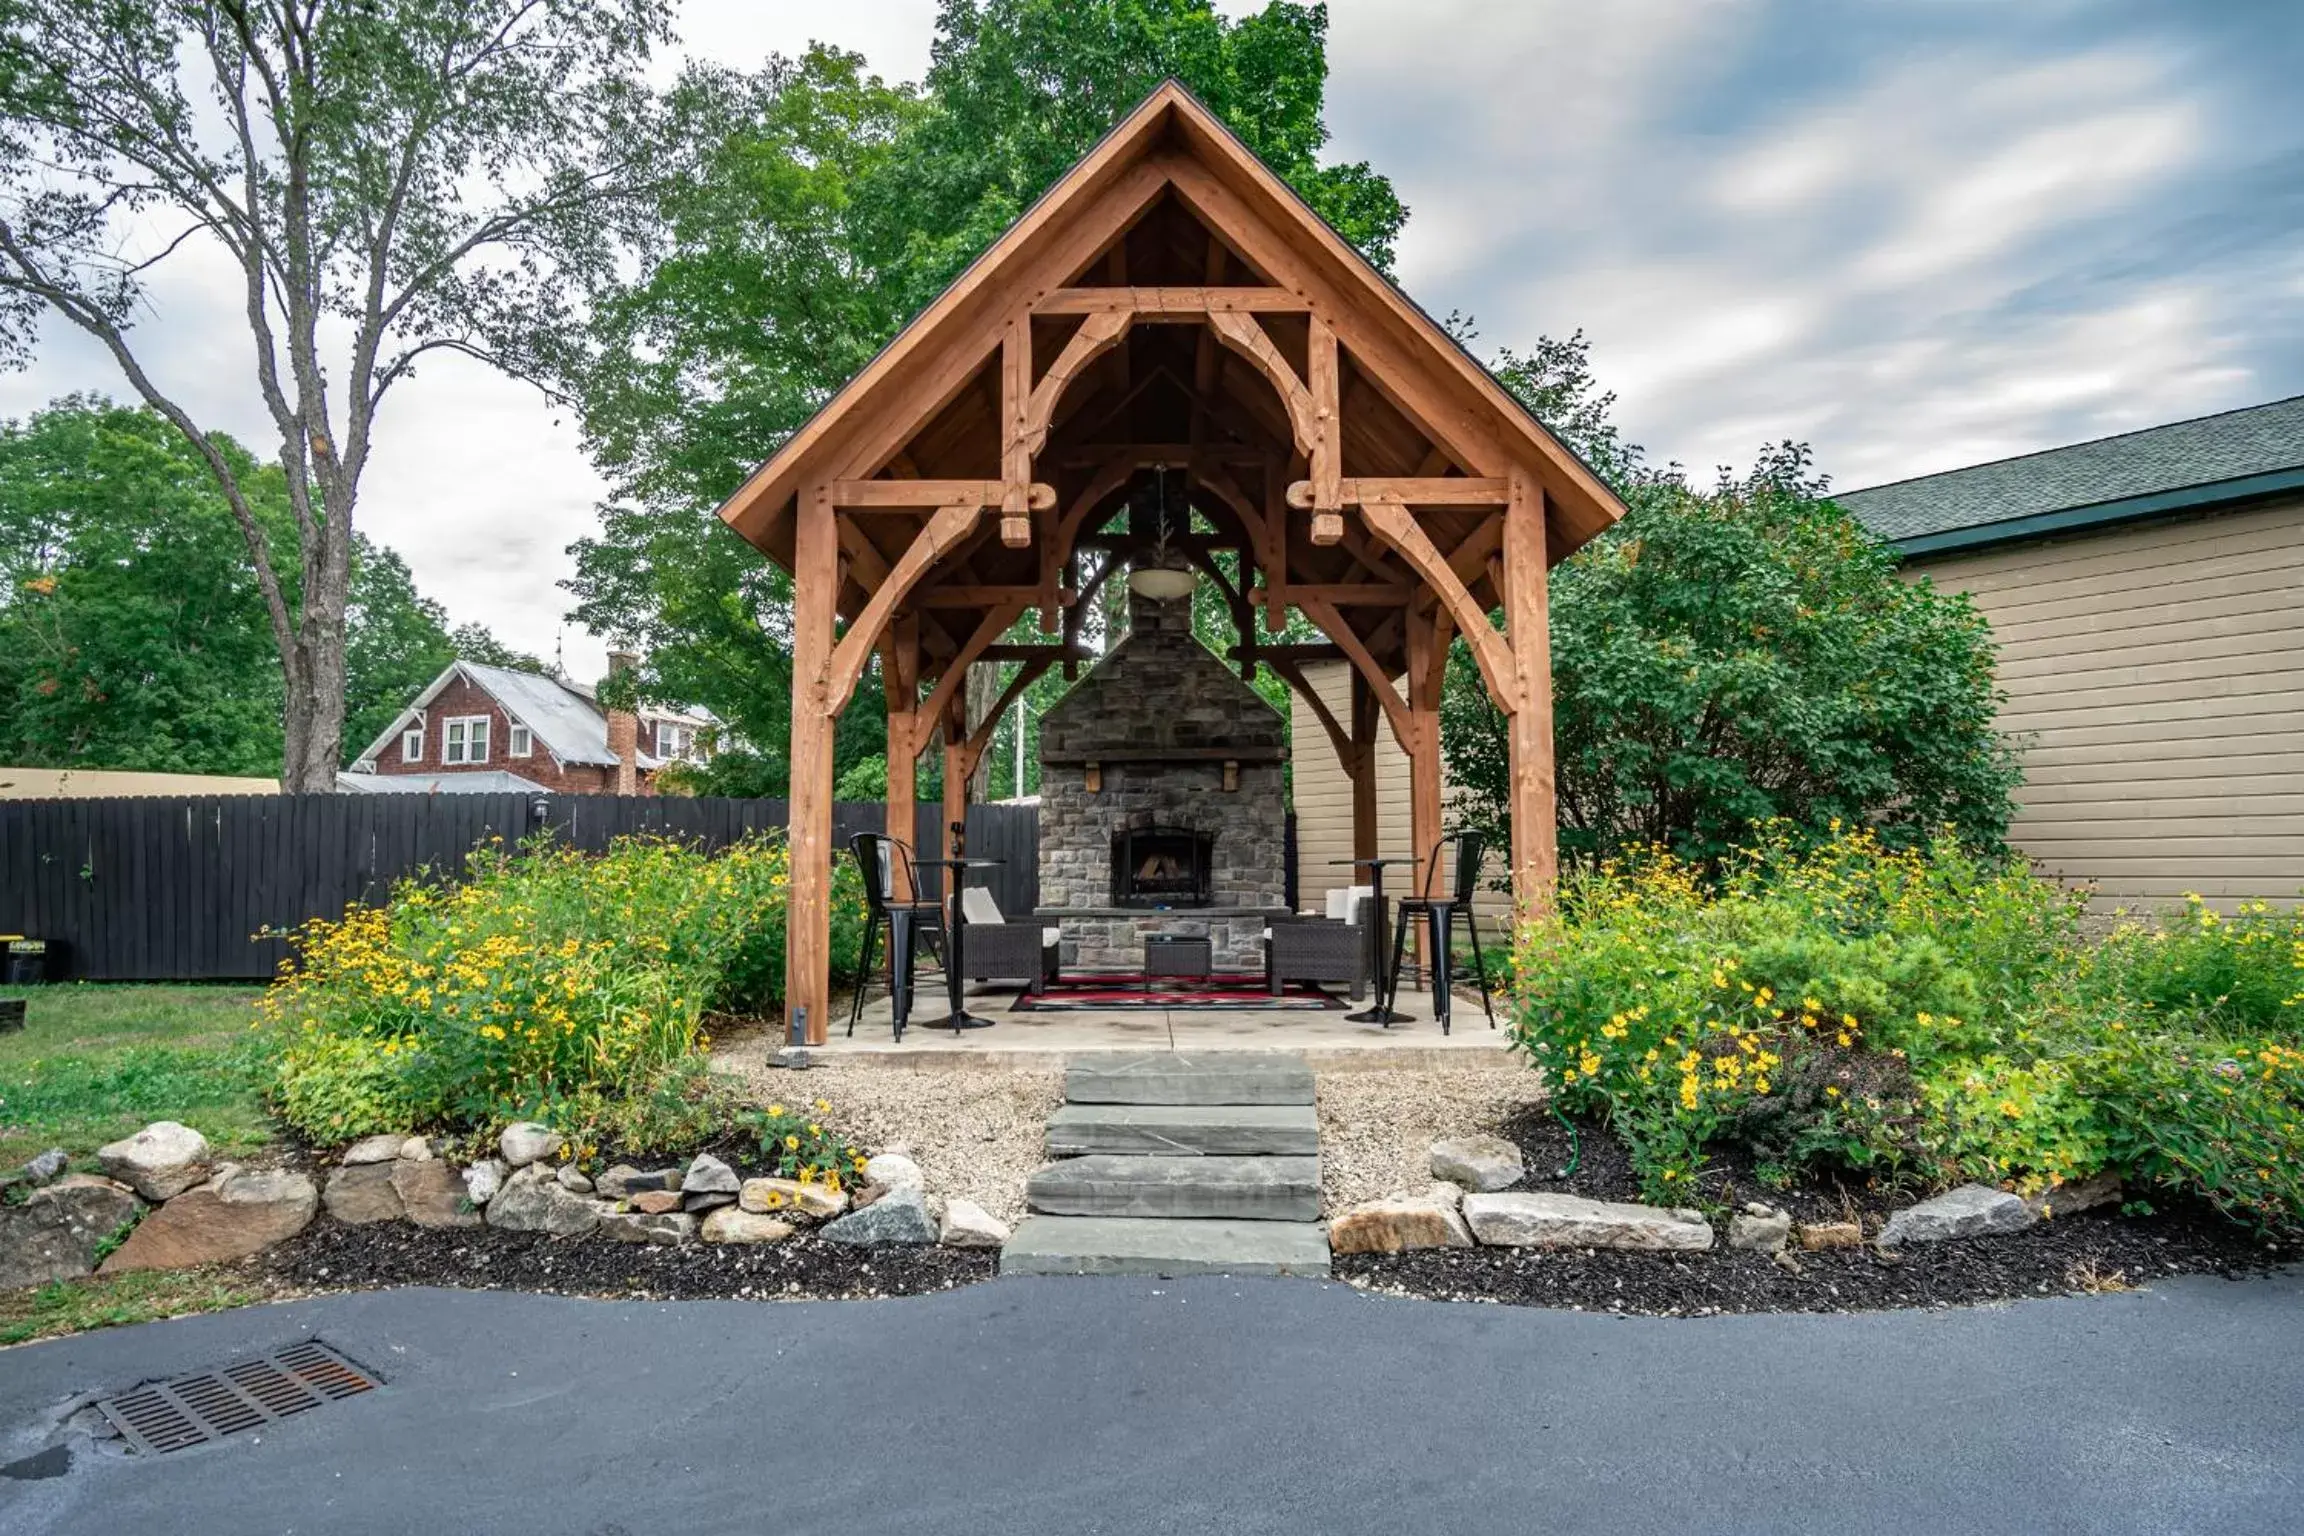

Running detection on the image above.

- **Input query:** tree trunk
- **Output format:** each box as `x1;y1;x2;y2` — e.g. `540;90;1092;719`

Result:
964;661;998;801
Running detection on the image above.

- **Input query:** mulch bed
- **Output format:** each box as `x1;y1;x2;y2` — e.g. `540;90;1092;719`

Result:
264;1219;997;1304
1334;1107;2290;1316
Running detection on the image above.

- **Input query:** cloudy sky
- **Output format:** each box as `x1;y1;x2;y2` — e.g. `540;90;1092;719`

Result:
5;1;2299;679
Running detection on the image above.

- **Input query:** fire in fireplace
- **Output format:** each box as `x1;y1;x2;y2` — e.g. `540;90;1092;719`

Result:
1111;825;1215;908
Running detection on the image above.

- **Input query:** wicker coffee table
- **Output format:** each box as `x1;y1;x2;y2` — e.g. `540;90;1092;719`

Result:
1143;933;1213;986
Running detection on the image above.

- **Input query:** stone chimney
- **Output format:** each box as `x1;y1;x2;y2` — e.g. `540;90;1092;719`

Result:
606;649;639;795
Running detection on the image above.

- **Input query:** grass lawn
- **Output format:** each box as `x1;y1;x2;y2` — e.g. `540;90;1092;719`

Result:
0;984;274;1170
0;1267;278;1348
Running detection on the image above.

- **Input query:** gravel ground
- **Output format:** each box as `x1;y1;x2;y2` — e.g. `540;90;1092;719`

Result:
1315;1063;1542;1213
730;1061;1063;1225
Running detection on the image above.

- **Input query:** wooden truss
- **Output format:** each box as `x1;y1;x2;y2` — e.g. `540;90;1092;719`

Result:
718;83;1624;1043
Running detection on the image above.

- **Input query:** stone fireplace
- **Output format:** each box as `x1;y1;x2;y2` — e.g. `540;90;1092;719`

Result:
1036;586;1288;970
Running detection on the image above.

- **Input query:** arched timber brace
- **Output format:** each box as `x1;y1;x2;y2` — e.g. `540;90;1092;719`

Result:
717;82;1622;1043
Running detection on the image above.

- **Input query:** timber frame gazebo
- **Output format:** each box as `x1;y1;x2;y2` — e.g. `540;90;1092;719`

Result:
717;82;1625;1044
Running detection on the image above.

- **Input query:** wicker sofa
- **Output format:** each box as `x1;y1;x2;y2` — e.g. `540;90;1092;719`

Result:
957;887;1062;994
1263;886;1373;1000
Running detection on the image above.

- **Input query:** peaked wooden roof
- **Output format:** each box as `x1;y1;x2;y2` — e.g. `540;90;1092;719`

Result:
716;80;1624;572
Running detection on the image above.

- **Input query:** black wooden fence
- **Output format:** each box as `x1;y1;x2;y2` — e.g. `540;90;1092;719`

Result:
0;793;1044;983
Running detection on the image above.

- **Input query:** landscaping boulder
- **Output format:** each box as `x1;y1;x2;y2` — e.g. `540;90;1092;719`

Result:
740;1177;848;1220
862;1152;924;1191
399;1137;436;1163
1429;1135;1524;1193
499;1122;564;1168
821;1186;936;1246
1462;1191;1713;1251
100;1168;314;1274
0;1175;143;1287
392;1159;481;1229
602;1210;700;1246
462;1159;506;1207
341;1134;405;1166
2028;1172;2122;1220
486;1166;599;1237
682;1153;741;1196
628;1190;685;1215
1879;1184;2037;1247
596;1165;681;1199
322;1162;405;1224
555;1165;594;1194
938;1198;1010;1249
1329;1194;1474;1254
700;1209;794;1245
1798;1221;1865;1251
97;1121;212;1201
1729;1205;1793;1254
20;1149;67;1186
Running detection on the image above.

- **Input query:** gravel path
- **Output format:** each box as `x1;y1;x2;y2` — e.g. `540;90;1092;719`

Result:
729;1060;1062;1225
1315;1063;1542;1213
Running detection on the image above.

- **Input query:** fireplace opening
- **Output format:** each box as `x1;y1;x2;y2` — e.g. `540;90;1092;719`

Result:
1111;825;1214;908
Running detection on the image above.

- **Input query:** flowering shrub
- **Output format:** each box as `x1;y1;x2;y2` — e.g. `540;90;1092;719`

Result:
1509;827;2304;1230
260;834;866;1140
741;1098;866;1190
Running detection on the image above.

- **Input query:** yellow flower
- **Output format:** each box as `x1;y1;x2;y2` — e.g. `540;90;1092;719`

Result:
785;1135;800;1151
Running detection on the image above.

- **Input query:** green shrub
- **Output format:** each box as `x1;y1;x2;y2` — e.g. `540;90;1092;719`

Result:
1510;830;2304;1231
259;833;866;1139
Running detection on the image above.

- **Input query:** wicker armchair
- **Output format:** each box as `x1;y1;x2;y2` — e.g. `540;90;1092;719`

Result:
957;887;1061;994
1263;886;1372;1000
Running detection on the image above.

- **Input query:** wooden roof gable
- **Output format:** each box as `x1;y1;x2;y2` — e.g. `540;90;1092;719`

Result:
714;80;1625;575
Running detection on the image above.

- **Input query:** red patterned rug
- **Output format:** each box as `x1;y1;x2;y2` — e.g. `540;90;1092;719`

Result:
1009;974;1345;1012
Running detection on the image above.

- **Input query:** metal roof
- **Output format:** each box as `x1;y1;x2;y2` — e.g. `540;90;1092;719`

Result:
350;661;676;771
1838;394;2304;554
336;769;552;794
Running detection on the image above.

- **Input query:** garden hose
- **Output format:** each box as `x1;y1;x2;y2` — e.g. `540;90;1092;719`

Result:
1549;1102;1581;1180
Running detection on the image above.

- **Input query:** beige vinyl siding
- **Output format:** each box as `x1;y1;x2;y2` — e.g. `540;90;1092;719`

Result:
1287;661;1510;924
1907;494;2304;911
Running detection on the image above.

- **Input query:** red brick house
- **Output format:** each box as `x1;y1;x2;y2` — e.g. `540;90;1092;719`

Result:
342;660;714;796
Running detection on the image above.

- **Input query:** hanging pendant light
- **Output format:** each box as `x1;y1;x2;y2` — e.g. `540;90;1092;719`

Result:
1128;465;1198;602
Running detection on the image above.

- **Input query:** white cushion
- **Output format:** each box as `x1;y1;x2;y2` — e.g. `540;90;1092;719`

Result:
1041;927;1063;948
960;887;1005;927
1326;884;1374;922
1260;927;1274;941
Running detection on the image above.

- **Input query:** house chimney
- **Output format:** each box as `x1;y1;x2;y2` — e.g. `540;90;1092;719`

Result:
606;649;639;795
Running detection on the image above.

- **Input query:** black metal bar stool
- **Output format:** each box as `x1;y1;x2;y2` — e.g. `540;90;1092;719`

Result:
846;833;946;1041
1385;831;1498;1035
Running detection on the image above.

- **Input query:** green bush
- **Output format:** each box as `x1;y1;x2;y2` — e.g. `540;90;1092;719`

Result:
260;834;866;1140
1508;828;2304;1230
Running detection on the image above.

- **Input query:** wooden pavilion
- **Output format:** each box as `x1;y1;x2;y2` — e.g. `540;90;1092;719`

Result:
716;82;1625;1043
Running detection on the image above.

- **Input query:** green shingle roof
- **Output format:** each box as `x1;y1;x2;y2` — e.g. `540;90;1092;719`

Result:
1837;394;2304;554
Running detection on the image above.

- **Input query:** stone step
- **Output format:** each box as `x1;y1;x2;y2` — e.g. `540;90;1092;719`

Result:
1000;1216;1330;1278
1027;1155;1321;1221
1064;1051;1314;1107
1046;1103;1321;1157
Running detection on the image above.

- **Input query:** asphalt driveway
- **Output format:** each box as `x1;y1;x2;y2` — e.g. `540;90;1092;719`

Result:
2;1270;2299;1535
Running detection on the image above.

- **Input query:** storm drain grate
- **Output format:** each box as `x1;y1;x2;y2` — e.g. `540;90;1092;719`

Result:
96;1341;379;1455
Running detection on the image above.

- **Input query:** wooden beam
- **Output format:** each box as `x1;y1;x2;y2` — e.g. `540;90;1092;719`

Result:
913;584;1062;607
1206;310;1319;456
1018;310;1133;460
1297;593;1412;747
1224;642;1345;663
825;502;986;718
1503;469;1558;917
1001;319;1035;546
833;479;1056;509
786;483;839;1045
883;617;921;899
918;602;1028;744
1358;494;1516;714
1033;286;1310;314
1262;459;1289;634
1286;477;1510;509
1306;314;1341;542
977;643;1093;663
1403;605;1447;955
1044;454;1136;630
1269;658;1357;773
1250;582;1412;607
956;655;1055;779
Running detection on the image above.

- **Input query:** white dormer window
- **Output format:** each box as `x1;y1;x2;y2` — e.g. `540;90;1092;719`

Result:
401;726;423;763
443;716;491;765
508;723;533;758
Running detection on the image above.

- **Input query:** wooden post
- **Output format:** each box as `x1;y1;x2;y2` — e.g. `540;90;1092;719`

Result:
1502;470;1558;917
1402;608;1448;972
1349;669;1378;867
883;618;920;900
786;484;839;1045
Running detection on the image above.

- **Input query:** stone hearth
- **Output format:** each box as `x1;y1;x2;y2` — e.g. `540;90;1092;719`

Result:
1036;588;1287;971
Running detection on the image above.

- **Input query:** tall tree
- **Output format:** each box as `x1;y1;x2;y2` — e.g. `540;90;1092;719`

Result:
563;3;1400;782
0;0;672;788
0;396;478;776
